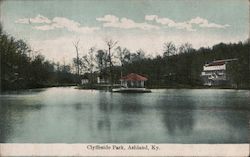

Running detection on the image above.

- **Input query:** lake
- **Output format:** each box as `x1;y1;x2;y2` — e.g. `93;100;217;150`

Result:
0;87;249;143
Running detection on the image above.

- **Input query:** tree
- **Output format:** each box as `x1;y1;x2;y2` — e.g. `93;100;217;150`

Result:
163;42;177;57
115;46;131;77
179;43;193;54
73;40;80;82
96;49;108;78
130;49;146;62
0;25;76;91
73;57;84;75
105;39;118;85
115;46;131;66
82;46;96;84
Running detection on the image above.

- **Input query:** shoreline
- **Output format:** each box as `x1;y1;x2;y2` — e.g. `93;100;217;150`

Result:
0;84;77;93
76;84;250;90
1;84;250;92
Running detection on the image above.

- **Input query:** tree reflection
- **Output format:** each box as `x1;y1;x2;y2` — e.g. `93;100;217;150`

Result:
98;92;113;113
95;93;144;141
159;98;195;136
73;102;82;110
119;94;143;113
0;104;12;142
117;95;142;130
97;92;112;131
0;99;43;142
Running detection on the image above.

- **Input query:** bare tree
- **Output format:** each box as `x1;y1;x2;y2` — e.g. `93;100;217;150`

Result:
179;43;193;54
163;42;177;57
73;40;80;78
105;39;118;85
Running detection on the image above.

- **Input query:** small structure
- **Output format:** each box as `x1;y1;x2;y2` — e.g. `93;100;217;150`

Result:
201;58;237;86
81;75;89;85
112;73;151;93
97;76;109;84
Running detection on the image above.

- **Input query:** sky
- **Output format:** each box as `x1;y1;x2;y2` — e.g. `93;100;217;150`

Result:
0;0;249;64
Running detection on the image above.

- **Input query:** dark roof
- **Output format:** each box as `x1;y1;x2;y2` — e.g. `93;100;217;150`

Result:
120;73;148;81
206;58;238;67
207;61;225;66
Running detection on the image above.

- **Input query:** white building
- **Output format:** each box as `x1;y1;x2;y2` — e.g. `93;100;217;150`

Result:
81;79;89;84
97;76;109;84
81;75;89;85
201;59;237;86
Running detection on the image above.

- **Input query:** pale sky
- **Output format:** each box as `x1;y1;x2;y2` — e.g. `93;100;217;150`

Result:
0;0;249;64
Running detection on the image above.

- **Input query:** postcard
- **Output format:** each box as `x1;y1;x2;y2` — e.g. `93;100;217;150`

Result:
0;0;249;156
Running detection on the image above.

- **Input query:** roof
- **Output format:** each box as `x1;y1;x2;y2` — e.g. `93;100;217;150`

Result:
206;61;225;66
120;73;148;81
205;58;238;67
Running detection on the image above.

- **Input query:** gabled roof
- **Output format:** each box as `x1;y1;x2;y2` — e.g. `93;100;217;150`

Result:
120;73;148;81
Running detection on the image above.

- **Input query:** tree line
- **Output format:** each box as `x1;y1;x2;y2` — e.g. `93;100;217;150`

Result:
1;23;250;91
0;25;77;91
73;39;250;89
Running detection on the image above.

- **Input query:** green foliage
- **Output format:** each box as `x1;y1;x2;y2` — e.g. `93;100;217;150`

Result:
0;28;77;91
1;21;249;90
115;42;250;88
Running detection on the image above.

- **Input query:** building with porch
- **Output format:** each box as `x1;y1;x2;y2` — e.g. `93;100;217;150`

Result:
201;58;237;86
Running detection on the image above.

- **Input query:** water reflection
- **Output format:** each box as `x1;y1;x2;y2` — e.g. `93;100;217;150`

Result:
0;88;46;95
97;92;113;135
73;102;82;110
0;88;249;143
0;104;12;142
98;92;113;113
159;97;195;136
116;94;143;129
118;94;143;113
0;99;43;142
95;93;145;142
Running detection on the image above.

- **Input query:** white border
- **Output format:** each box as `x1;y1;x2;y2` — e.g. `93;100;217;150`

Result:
0;144;249;156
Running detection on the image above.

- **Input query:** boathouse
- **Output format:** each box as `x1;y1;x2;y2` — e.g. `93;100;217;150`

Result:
120;73;148;88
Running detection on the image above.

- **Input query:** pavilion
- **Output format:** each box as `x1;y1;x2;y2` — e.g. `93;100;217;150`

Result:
120;73;148;88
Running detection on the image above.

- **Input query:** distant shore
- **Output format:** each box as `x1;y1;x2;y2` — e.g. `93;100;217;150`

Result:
1;83;250;92
76;84;250;90
0;83;77;92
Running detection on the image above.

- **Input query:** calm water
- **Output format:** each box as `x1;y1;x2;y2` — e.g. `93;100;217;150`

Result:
0;87;249;143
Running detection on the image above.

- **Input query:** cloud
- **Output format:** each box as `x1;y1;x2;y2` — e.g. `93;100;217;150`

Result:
145;15;230;31
15;14;51;24
96;14;119;23
16;15;99;33
15;18;30;24
30;14;51;24
189;16;230;28
145;15;195;31
33;25;54;31
97;15;159;30
145;15;158;21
